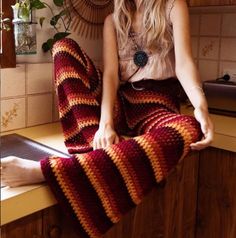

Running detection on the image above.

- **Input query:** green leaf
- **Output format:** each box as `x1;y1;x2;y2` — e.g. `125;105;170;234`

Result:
53;32;70;41
39;17;45;27
42;38;54;52
53;0;64;7
50;10;67;26
50;15;60;26
20;7;30;20
13;3;20;9
42;42;50;52
31;0;46;9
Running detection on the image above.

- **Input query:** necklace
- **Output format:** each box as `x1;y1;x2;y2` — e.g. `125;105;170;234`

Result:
129;30;149;68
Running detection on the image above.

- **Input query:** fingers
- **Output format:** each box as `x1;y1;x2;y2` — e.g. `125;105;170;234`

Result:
192;108;214;150
191;139;211;150
93;135;120;150
191;128;214;150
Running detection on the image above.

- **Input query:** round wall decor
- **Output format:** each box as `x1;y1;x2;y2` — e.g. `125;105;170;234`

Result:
66;0;114;39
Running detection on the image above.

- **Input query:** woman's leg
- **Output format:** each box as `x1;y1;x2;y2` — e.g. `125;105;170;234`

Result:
53;38;103;154
40;81;201;238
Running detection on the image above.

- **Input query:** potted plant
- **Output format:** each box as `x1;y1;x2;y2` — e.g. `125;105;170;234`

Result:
39;0;72;52
11;0;71;54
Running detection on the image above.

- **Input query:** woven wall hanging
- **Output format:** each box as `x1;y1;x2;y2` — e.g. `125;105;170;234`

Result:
65;0;114;39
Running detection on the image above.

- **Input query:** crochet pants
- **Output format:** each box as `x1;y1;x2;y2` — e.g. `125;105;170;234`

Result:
40;38;202;238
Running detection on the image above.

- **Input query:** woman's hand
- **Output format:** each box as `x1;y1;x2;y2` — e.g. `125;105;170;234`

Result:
191;108;214;150
1;156;45;187
93;123;120;150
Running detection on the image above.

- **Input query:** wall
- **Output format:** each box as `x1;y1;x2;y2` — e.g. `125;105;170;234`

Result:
1;5;236;133
189;6;236;81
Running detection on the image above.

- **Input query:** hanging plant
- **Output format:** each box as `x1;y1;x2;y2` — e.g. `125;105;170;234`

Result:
11;0;72;52
39;0;72;52
12;0;46;21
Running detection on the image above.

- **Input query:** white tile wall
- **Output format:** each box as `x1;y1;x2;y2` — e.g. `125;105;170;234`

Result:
1;62;55;132
200;14;221;36
219;61;236;77
27;63;53;94
222;14;236;36
198;60;219;81
191;37;199;58
199;37;220;60
1;65;26;98
27;94;53;127
220;38;236;61
190;9;236;82
0;59;86;131
1;98;26;132
190;14;200;36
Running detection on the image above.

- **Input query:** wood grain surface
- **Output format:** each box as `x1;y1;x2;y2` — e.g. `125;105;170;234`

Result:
104;151;200;238
196;147;236;238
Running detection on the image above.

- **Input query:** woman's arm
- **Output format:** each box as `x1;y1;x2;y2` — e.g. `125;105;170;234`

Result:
170;0;214;150
93;14;120;149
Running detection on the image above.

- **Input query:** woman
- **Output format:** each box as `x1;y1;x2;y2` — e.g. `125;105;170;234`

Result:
1;0;213;237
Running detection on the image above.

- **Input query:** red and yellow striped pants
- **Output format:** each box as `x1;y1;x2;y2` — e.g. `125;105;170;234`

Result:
41;38;202;238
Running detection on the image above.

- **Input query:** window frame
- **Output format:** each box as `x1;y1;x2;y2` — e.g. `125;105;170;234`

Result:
0;0;16;68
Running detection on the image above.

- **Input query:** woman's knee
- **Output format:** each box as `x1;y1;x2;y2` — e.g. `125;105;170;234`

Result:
149;114;202;145
170;114;202;144
52;38;81;58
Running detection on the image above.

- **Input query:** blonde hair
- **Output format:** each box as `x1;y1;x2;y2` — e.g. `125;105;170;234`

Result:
113;0;173;60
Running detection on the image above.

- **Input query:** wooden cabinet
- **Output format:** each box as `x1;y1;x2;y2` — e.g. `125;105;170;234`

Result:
1;148;236;238
0;212;43;238
188;0;236;6
0;206;78;238
196;147;236;238
105;151;199;238
1;152;200;238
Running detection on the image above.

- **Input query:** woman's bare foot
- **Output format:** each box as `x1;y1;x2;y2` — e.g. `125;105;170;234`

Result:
1;156;45;187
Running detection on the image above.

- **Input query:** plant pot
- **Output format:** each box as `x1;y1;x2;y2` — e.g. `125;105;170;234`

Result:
13;22;37;55
11;6;37;55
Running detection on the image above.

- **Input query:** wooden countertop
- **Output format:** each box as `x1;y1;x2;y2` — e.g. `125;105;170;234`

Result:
1;123;65;226
1;108;236;226
181;105;236;152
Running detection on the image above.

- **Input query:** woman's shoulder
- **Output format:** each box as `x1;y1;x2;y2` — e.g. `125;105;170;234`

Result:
103;13;117;35
104;13;115;27
103;13;117;42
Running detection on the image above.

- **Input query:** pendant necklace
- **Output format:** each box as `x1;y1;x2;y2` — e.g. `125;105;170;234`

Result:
126;29;148;90
129;30;149;68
